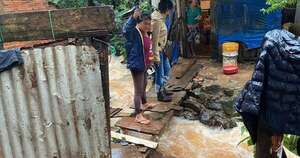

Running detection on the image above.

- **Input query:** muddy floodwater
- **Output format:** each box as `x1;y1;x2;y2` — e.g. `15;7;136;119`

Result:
109;57;299;158
158;118;253;158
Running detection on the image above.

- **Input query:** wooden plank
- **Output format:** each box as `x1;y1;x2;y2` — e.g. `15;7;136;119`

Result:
130;95;184;113
0;6;115;43
111;131;158;149
111;144;146;158
115;117;164;135
110;108;122;118
168;61;203;89
171;58;196;79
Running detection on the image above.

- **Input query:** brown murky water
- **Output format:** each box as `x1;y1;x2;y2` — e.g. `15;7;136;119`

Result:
158;118;254;158
109;57;299;158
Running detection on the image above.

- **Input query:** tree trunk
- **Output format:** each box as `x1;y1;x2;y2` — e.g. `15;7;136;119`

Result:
296;0;300;24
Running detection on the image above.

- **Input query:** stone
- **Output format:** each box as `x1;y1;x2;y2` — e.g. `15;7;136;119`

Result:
207;102;222;111
182;97;205;113
199;110;211;124
204;84;222;94
223;88;235;97
189;89;207;103
220;98;236;116
180;110;199;121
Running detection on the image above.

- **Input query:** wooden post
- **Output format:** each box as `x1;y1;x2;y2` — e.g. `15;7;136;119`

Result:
296;0;300;24
210;0;220;60
92;36;112;157
179;0;188;58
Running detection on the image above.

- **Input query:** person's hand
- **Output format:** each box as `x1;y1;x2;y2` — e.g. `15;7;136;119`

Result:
195;15;202;20
133;8;141;20
154;60;160;65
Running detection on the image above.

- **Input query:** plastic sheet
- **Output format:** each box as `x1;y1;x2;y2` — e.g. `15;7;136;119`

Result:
213;0;282;49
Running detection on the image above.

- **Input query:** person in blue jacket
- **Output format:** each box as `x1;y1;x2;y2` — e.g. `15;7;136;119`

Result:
123;8;156;124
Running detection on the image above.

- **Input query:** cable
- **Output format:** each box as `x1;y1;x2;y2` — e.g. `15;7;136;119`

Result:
0;24;4;43
48;10;56;40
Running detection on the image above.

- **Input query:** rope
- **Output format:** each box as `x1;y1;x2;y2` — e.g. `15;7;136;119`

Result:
48;10;56;40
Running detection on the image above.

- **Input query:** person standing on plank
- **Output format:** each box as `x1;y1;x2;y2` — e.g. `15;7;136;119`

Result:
151;0;174;102
123;8;156;124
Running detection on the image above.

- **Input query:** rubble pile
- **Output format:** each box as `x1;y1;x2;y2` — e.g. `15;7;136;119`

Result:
179;75;239;129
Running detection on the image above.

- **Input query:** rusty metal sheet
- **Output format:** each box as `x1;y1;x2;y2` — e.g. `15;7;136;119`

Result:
0;45;110;158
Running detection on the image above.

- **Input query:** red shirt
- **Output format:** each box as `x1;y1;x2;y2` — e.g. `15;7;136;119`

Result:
143;35;152;67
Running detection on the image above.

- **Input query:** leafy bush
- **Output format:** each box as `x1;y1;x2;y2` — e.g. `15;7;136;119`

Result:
263;0;297;13
48;0;151;57
283;135;299;155
239;125;300;156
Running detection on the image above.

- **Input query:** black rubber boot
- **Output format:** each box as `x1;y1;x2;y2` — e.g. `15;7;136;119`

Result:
157;91;172;102
163;86;173;96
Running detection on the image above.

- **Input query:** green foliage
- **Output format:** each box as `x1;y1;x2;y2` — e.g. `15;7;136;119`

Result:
111;0;152;57
283;135;299;155
238;126;254;146
47;0;151;57
48;0;92;8
140;1;152;13
262;0;297;13
239;125;300;156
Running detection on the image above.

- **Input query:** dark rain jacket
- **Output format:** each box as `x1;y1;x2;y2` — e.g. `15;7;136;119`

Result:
235;29;300;143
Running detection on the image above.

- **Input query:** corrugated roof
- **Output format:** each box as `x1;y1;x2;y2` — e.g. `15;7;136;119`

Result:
0;45;110;158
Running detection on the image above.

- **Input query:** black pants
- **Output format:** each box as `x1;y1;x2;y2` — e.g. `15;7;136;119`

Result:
131;70;147;115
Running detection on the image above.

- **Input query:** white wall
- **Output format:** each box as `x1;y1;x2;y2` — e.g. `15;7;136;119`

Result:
152;0;160;9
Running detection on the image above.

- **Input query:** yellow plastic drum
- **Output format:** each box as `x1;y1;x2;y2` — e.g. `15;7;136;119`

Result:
222;42;239;75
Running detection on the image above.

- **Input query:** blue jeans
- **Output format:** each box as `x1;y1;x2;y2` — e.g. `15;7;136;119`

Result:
155;52;171;93
170;41;180;65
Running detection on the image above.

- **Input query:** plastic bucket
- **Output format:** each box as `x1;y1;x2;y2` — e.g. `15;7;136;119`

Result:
222;42;239;75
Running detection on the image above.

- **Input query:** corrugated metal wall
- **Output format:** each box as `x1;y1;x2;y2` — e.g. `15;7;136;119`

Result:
0;45;110;158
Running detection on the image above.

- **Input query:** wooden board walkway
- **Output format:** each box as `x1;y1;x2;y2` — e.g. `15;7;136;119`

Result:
114;58;203;147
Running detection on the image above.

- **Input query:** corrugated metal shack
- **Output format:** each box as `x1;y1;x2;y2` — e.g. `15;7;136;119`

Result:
0;6;115;158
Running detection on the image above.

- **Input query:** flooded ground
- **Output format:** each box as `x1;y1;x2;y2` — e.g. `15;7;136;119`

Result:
109;56;298;158
157;59;255;158
109;56;133;110
158;118;253;158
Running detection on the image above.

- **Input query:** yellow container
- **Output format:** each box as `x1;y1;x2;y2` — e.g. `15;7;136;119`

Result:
222;42;239;53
